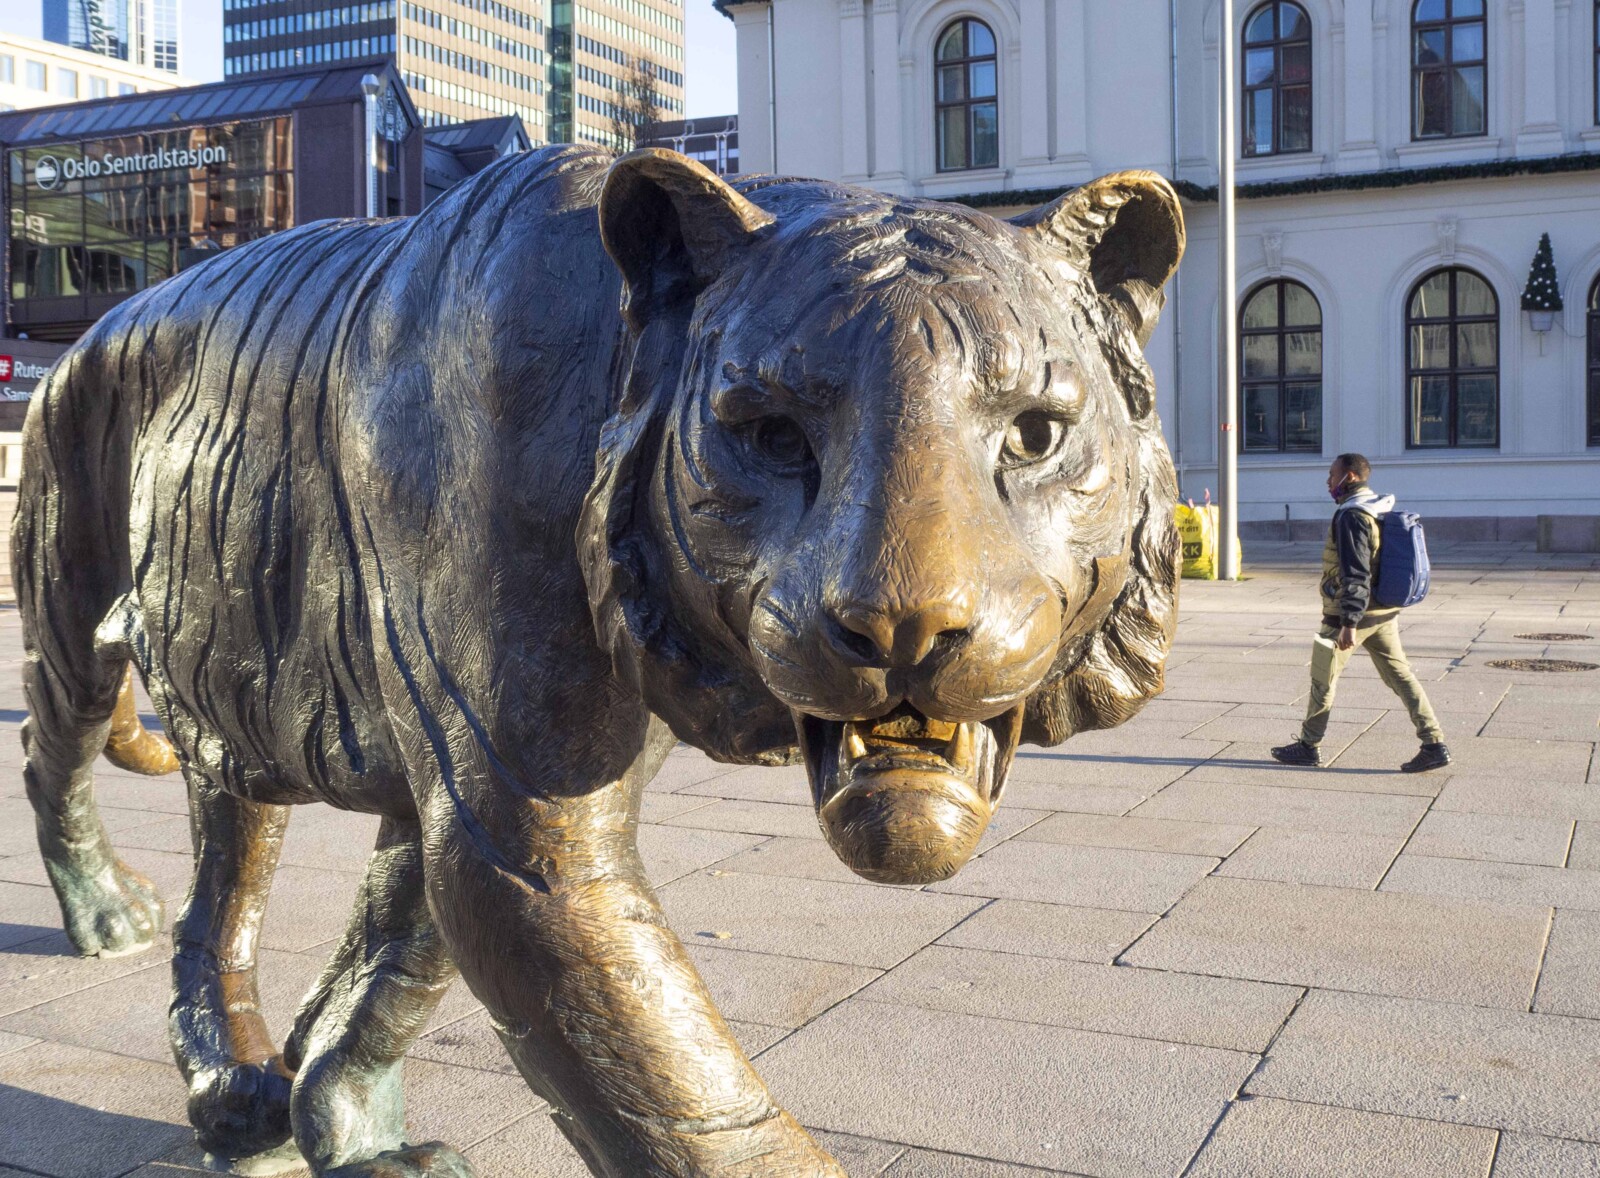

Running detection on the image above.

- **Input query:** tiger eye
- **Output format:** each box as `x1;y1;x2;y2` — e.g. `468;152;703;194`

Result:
1000;411;1066;468
750;416;812;470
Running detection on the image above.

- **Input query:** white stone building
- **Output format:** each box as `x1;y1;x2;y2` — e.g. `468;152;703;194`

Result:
0;33;189;114
718;0;1600;539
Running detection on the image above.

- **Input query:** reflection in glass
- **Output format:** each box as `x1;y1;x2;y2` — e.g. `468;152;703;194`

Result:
934;19;999;172
1238;279;1323;452
1411;271;1452;318
1452;66;1486;135
1246;90;1275;155
85;241;145;295
1407;267;1498;447
1245;7;1276;43
1452;22;1484;60
1414;0;1488;138
1284;383;1321;449
1246;48;1276;86
1282;43;1311;83
1283;282;1319;326
1456;322;1496;369
1242;2;1313;157
1411;376;1450;447
1456;270;1494;316
1244;386;1281;451
1416;71;1451;136
1410;325;1451;369
1282;86;1312;151
1285;331;1321;376
971;104;998;168
1587;276;1599;447
1243;286;1279;329
1243;335;1280;379
7;116;296;318
937;65;964;103
938;106;967;171
1456;375;1497;445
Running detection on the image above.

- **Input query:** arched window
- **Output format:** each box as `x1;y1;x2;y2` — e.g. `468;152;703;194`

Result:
1243;2;1312;157
1240;280;1322;452
935;19;998;172
1413;0;1487;139
1407;267;1498;448
1588;276;1599;446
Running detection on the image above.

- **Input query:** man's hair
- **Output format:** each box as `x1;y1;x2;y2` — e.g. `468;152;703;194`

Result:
1335;453;1371;481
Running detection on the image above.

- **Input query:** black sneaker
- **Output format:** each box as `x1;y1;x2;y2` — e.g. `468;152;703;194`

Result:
1270;739;1322;767
1402;743;1451;773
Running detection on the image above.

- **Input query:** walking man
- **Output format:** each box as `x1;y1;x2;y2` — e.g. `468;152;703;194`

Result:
1271;454;1451;772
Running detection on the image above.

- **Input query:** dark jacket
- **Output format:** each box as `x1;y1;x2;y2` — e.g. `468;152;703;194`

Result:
1319;484;1398;628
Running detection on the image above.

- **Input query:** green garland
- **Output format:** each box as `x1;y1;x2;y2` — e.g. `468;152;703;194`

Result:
947;151;1600;209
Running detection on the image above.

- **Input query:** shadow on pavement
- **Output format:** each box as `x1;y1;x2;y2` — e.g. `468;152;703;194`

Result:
0;925;73;956
0;1083;193;1176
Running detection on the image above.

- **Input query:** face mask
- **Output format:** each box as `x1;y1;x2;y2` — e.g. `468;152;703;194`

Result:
1328;477;1346;502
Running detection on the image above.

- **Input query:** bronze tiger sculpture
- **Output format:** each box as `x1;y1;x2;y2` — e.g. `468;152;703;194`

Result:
16;146;1184;1176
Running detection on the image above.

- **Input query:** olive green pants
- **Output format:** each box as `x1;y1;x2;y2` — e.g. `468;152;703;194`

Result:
1301;618;1444;747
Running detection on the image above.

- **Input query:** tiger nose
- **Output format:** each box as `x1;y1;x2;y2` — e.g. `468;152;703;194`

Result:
827;591;977;668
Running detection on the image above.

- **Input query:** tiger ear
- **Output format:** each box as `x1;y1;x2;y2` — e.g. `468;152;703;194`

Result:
600;148;775;329
1012;170;1186;349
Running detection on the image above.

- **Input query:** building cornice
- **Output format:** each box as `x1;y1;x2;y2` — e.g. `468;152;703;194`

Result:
713;0;766;20
943;152;1600;209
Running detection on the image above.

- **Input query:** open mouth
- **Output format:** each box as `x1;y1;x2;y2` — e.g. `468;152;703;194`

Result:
795;703;1025;884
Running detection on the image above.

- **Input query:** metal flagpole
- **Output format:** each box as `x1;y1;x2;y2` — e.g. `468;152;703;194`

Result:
1216;0;1240;580
361;75;381;221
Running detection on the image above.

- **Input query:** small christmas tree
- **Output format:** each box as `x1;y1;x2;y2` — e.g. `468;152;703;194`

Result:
1521;233;1564;313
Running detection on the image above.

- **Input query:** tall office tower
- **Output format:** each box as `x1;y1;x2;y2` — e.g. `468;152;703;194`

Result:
222;0;547;137
546;0;683;150
42;0;180;73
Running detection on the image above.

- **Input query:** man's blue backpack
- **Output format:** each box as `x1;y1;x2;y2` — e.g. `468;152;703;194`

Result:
1373;511;1431;608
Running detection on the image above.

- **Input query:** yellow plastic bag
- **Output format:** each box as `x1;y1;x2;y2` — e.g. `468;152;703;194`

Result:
1176;503;1218;579
1175;504;1242;579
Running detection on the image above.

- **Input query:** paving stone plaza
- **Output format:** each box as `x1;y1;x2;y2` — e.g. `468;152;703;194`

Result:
1;541;1599;1177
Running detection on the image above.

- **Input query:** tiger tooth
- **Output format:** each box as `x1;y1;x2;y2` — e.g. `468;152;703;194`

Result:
844;724;869;761
947;722;974;772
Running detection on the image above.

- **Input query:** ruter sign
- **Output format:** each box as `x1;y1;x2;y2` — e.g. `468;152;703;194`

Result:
0;350;63;404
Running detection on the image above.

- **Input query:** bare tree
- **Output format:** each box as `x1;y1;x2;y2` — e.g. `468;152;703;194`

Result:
610;55;664;154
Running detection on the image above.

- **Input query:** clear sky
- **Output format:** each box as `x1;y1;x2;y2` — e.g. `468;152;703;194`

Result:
2;2;739;118
684;2;738;118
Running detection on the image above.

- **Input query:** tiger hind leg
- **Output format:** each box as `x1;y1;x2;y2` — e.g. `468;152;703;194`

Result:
170;764;296;1160
21;644;166;957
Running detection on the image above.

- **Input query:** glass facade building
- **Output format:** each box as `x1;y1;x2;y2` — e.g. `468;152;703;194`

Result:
223;0;546;132
9;117;293;305
44;0;132;63
548;0;684;150
42;0;182;74
1;60;439;342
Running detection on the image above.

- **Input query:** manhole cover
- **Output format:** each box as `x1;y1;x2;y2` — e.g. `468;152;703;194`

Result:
1487;658;1600;672
1514;633;1594;642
